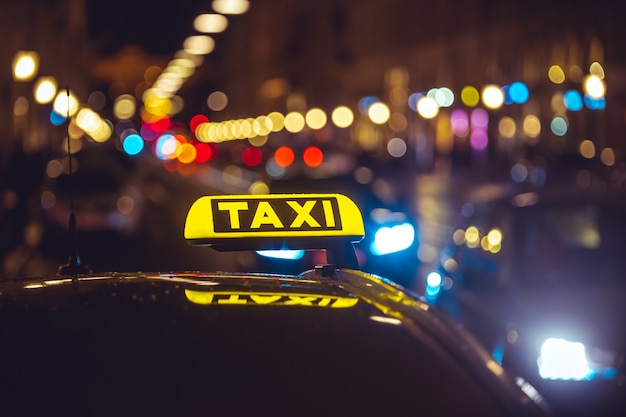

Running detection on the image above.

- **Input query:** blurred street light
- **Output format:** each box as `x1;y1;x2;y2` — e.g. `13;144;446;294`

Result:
12;51;39;82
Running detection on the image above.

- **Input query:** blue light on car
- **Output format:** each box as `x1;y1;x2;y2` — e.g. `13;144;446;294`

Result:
537;338;592;380
256;250;305;260
369;222;415;256
425;271;442;301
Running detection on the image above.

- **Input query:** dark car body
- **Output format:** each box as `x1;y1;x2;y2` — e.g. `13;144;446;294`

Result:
430;185;626;417
0;268;550;417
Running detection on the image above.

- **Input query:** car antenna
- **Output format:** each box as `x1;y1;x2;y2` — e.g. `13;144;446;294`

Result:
58;87;91;275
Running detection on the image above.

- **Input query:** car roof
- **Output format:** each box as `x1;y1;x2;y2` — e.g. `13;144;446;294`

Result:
0;269;549;416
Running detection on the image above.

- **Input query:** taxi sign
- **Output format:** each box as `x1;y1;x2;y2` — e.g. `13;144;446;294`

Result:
184;193;365;267
185;193;364;241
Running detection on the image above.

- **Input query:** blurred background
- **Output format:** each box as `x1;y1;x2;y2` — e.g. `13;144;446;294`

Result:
1;0;625;292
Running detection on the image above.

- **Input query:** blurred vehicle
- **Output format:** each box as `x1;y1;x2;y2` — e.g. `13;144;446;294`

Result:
429;184;626;417
268;177;419;287
0;193;550;417
40;144;144;236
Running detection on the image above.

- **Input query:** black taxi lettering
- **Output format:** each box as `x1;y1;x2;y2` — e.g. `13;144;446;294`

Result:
212;198;341;232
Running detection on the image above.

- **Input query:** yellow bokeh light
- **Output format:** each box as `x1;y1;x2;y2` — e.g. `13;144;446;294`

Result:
305;108;327;130
523;114;541;138
34;76;57;104
579;140;595;159
461;86;480;107
600;147;615;166
252;116;272;136
267;111;285;132
548;65;566;84
498;117;517;138
212;0;250;14
487;228;502;246
143;94;172;117
193;13;228;33
12;51;39;81
238;119;251;138
465;226;480;248
113;94;137;120
183;35;215;55
53;90;80;117
589;62;605;79
331;106;354;128
284;112;305;133
249;181;270;194
248;135;268;147
368;102;391;124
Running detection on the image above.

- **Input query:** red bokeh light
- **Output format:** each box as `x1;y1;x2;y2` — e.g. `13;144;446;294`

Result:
303;146;324;167
242;146;263;166
195;142;213;163
274;146;295;167
190;114;209;133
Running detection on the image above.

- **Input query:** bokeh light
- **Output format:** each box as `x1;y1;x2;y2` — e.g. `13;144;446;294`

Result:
242;146;263;166
548;65;566;84
114;94;137;120
460;86;480;107
564;90;583;111
303;146;324;167
207;91;228;111
331;106;354;128
194;13;228;33
122;133;144;156
579;140;595;159
416;96;439;119
274;146;295;167
387;138;407;157
284;112;305;133
12;51;39;81
212;0;250;14
481;85;504;109
305;108;327;129
508;81;529;104
195;142;214;162
368;102;391;124
183;35;215;55
550;116;568;136
583;75;606;99
34;77;57;104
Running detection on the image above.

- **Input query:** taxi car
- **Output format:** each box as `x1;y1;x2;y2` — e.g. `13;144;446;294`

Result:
429;185;626;417
0;193;551;416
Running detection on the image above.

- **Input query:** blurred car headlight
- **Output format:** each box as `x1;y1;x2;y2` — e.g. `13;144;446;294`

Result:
537;337;618;381
370;222;415;256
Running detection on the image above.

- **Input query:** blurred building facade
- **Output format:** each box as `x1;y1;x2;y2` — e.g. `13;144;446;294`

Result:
1;0;625;179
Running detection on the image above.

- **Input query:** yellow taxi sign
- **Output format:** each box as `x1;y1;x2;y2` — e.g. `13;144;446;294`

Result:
184;194;365;246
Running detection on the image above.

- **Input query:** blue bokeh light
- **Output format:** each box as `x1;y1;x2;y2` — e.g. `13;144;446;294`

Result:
509;81;529;104
122;133;144;156
50;110;66;126
564;90;583;111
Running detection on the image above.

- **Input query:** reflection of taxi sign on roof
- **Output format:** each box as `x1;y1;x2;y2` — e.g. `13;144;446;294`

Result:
185;290;360;308
185;194;365;268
